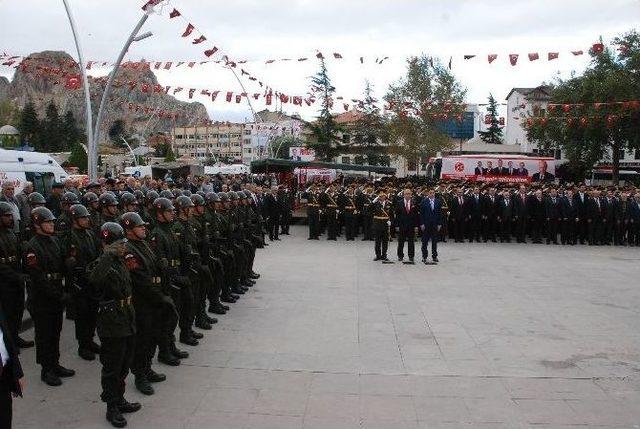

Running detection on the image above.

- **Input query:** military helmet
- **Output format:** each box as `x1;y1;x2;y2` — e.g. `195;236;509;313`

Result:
62;192;79;205
27;192;46;206
228;191;238;201
175;195;195;210
82;192;99;205
159;190;174;200
120;192;138;206
191;194;205;206
133;189;144;202
171;189;183;198
31;206;56;224
218;192;229;202
153;197;174;212
205;192;220;204
120;212;148;229
69;204;89;220
146;190;159;203
100;222;127;244
99;192;118;207
0;201;13;216
196;190;206;197
182;190;192;197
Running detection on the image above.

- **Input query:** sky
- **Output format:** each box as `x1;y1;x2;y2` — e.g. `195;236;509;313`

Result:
1;0;639;123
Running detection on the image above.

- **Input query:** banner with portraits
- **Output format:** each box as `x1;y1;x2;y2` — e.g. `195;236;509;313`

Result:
440;155;556;183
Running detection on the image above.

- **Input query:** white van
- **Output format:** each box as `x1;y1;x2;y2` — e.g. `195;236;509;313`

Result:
0;148;68;194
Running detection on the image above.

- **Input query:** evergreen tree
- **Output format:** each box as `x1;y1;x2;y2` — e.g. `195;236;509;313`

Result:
478;94;503;144
307;58;342;161
61;110;82;150
164;145;176;162
352;81;390;166
38;101;63;152
19;101;39;147
67;143;88;173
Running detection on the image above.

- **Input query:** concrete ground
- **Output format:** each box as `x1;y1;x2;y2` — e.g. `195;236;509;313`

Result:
12;225;640;428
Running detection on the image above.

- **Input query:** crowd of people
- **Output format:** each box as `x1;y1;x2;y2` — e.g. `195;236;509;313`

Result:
300;179;640;263
0;175;289;428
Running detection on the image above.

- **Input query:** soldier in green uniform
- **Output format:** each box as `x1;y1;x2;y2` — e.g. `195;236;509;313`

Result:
98;193;120;227
221;192;252;292
211;193;245;299
54;192;79;235
141;190;159;228
120;212;173;394
120;192;140;215
82;192;102;233
20;191;46;241
372;190;392;262
89;222;141;428
24;207;75;386
0;202;26;344
62;204;102;361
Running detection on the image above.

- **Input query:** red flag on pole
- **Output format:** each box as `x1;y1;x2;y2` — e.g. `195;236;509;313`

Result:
488;54;497;64
182;24;195;37
226;92;233;102
509;54;519;66
169;8;181;18
591;43;604;54
548;52;559;61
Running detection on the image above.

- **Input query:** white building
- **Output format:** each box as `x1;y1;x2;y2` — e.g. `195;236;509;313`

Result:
504;86;553;154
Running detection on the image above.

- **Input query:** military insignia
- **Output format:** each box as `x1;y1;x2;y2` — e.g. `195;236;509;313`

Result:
26;252;37;266
124;253;140;271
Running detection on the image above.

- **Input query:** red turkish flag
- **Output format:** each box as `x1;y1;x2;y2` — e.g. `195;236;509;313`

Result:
316;52;324;59
528;52;539;61
488;54;497;64
235;95;242;103
226;92;233;102
509;54;519;66
193;35;207;45
141;83;150;93
182;24;195;37
266;94;272;105
591;43;604;54
163;62;172;70
562;104;571;113
154;62;161;69
188;89;195;99
65;75;81;90
211;91;219;101
333;53;343;59
571;50;584;56
169;8;181;18
204;47;218;57
253;93;260;100
548;52;559;61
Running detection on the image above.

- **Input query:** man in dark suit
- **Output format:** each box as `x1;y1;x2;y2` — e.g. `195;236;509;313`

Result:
531;160;555;182
467;187;483;242
0;306;24;429
506;161;516;176
420;188;443;264
561;188;579;245
450;188;467;242
587;189;605;245
481;187;499;242
497;190;514;242
474;161;485;176
545;188;562;244
395;188;420;262
574;184;590;244
263;187;280;241
515;162;529;177
512;185;529;243
492;159;509;176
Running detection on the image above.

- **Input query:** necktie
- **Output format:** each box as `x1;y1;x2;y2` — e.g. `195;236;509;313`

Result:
405;200;410;212
459;197;463;205
430;199;434;210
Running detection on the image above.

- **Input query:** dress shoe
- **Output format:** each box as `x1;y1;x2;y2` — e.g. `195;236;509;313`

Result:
158;353;180;366
78;347;96;361
190;330;204;339
16;336;34;348
118;399;141;414
106;404;127;428
220;303;230;311
171;345;189;359
398;257;404;262
179;335;199;346
220;295;237;303
147;369;166;383
41;370;62;386
87;341;102;354
432;257;439;263
135;376;155;395
53;364;75;377
373;256;381;261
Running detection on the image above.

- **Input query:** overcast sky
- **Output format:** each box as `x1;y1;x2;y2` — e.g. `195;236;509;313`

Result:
1;0;639;122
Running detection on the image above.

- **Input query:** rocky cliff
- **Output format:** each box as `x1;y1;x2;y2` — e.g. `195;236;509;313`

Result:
0;51;209;143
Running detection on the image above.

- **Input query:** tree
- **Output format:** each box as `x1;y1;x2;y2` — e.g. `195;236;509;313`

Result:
0;100;18;126
67;143;88;173
61;110;82;150
164;145;176;162
108;119;127;147
352;81;390;166
306;58;342;161
478;93;503;144
38;101;63;152
527;31;640;184
19;101;39;146
385;56;467;171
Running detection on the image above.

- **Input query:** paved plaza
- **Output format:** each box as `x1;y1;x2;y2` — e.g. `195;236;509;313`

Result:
13;225;640;428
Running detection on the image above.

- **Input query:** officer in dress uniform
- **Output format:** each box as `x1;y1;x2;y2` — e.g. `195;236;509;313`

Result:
372;190;392;262
89;222;141;428
62;204;101;361
303;185;321;240
24;207;75;386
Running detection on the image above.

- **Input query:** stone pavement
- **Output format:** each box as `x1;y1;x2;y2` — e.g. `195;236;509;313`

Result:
12;225;640;428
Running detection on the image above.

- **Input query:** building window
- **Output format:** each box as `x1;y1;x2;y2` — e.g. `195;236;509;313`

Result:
619;149;626;160
555;149;562;160
343;134;350;144
341;156;351;164
635;149;640;160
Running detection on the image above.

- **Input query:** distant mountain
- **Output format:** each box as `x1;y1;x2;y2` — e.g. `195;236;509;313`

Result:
0;50;209;142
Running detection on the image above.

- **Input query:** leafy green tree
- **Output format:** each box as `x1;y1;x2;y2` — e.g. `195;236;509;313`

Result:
351;81;390;166
385;56;467;170
0;100;19;126
164;145;176;162
478;93;503;144
527;31;640;184
38;101;63;152
306;58;342;161
67;143;88;172
19;101;39;146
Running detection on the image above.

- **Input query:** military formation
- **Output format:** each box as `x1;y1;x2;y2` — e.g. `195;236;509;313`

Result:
0;179;269;428
301;181;640;261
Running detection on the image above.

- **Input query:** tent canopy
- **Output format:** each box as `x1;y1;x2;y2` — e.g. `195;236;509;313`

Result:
250;158;396;175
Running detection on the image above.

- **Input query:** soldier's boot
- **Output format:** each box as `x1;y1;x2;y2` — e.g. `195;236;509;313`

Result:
195;316;212;330
53;364;75;378
78;346;96;361
190;329;204;340
106;404;127;428
249;271;260;279
170;342;189;359
179;331;199;346
117;398;141;414
208;303;227;314
134;376;155;396
41;368;62;386
147;368;166;383
158;351;180;366
202;313;218;324
220;293;237;303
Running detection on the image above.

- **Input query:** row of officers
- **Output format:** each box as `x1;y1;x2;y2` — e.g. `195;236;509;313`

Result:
0;188;265;427
302;183;640;247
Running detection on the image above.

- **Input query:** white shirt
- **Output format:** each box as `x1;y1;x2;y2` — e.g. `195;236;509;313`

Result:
0;325;9;367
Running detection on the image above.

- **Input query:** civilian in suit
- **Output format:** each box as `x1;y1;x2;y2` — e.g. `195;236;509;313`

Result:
497;191;514;242
474;161;485;176
450;189;467;242
574;185;590;244
615;193;631;245
587;190;605;245
278;188;292;235
561;189;579;245
263;188;280;241
419;188;443;263
466;187;483;242
0;306;24;429
529;190;546;243
514;162;529;177
629;194;640;246
481;188;499;242
545;189;562;244
602;190;618;245
512;186;529;243
395;189;420;262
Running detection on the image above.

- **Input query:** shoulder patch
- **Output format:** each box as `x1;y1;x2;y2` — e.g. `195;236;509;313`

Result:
124;253;140;271
26;252;37;266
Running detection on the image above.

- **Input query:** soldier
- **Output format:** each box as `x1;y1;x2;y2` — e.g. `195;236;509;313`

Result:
0;202;26;346
55;192;79;235
98;193;120;226
150;197;199;350
120;212;172;393
62;204;101;360
24;207;75;386
21;192;46;241
120;192;140;214
89;222;141;428
303;185;321;240
142;190;159;228
82;192;102;233
319;185;339;240
339;188;358;241
372;190;392;262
